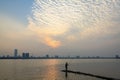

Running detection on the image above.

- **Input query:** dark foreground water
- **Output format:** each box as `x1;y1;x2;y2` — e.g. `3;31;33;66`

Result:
0;59;120;80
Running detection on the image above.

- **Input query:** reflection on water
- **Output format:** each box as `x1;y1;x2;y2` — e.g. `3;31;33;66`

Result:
43;59;58;80
0;59;120;80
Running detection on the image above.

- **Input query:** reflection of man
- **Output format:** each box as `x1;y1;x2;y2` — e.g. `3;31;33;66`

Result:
65;62;68;71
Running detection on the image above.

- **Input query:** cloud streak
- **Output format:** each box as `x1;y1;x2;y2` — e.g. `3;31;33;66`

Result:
28;0;120;48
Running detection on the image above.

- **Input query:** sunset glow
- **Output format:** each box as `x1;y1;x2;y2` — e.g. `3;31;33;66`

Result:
44;37;61;48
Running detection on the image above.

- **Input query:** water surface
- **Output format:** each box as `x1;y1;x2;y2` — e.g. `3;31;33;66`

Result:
0;59;120;80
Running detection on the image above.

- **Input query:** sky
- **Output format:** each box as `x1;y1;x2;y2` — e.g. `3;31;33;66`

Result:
0;0;120;57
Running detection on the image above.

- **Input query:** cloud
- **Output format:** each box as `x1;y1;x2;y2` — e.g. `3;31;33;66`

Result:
44;37;61;48
28;17;69;48
0;0;120;56
27;0;120;55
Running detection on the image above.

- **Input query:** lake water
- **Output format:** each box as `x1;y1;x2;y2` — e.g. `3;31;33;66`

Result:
0;59;120;80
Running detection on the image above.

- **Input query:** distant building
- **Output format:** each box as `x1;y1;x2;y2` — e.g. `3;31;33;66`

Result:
7;55;10;58
115;55;119;58
22;53;25;58
22;53;29;58
46;54;49;58
76;56;80;58
26;53;29;58
55;55;59;58
14;49;18;57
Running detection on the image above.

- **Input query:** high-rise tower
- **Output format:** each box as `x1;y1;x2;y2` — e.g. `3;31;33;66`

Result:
14;49;18;57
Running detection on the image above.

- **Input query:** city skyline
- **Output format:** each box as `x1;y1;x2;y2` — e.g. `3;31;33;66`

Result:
0;0;120;57
0;49;119;59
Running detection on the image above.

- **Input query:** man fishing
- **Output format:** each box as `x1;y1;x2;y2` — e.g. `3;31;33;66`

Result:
65;62;69;78
65;62;68;71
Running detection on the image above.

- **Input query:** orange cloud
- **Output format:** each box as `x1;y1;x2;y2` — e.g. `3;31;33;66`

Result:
44;37;61;48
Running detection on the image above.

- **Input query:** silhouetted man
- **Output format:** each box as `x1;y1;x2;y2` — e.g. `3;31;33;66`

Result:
65;62;68;78
65;62;68;71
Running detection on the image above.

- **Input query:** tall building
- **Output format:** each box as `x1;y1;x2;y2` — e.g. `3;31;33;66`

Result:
26;53;29;58
22;53;29;58
14;49;18;57
22;53;26;58
46;54;49;58
115;55;119;58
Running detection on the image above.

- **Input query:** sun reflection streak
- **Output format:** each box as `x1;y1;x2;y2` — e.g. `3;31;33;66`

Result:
43;59;59;80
